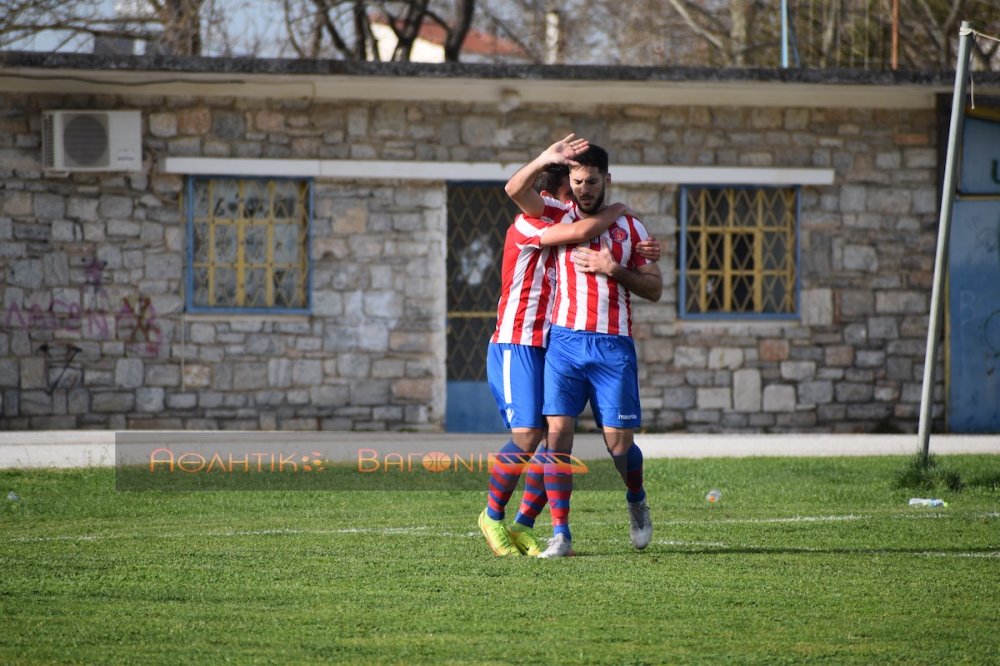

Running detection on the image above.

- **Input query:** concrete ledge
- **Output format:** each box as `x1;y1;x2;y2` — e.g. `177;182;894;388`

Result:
0;431;116;468
636;433;1000;458
1;431;997;469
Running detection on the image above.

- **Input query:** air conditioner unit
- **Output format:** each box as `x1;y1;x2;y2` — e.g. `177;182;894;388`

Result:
42;110;142;172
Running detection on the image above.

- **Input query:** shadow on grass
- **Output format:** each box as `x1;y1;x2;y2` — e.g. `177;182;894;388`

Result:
965;472;1000;490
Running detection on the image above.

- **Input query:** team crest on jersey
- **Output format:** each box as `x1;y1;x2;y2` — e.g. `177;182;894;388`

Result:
546;266;557;286
610;226;628;243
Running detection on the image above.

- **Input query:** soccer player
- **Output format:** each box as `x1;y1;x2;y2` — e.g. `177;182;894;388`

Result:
506;143;662;558
478;135;660;557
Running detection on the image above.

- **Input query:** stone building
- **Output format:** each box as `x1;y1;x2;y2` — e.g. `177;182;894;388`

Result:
2;52;999;433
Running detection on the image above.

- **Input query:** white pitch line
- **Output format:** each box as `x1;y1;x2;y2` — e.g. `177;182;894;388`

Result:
704;514;868;525
654;539;729;548
9;525;439;543
592;513;869;527
9;534;120;543
918;551;1000;559
8;512;997;544
8;534;111;543
603;511;999;527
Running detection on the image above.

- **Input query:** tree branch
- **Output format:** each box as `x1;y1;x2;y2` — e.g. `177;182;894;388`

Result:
443;0;474;62
313;0;353;58
665;0;726;53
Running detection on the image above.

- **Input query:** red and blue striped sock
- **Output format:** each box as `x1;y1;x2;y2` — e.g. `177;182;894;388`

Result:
612;443;646;504
486;440;531;521
513;445;549;528
544;451;573;540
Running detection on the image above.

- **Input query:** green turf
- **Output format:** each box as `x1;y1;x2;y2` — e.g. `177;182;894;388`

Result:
1;455;998;665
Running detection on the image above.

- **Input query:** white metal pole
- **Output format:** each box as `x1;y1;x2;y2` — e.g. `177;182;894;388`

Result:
917;21;975;461
781;0;789;68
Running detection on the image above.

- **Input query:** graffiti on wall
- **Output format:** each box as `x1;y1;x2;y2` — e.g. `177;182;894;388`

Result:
3;257;164;359
37;343;82;394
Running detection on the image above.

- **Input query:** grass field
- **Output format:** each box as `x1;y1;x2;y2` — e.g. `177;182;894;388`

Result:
1;455;998;664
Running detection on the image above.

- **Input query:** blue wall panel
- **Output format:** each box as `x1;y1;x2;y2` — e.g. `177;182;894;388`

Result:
960;117;1000;195
446;381;506;433
948;199;1000;432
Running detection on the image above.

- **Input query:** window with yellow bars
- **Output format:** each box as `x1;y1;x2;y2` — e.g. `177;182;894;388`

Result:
679;186;798;319
186;177;312;313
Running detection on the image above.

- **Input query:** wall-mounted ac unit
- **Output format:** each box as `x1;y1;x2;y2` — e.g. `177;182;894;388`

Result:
42;110;142;172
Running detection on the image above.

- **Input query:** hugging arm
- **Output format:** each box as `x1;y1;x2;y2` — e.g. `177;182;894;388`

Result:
571;241;663;302
537;204;630;247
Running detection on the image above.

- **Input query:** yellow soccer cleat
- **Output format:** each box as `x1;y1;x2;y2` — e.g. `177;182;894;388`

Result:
508;524;543;557
478;509;521;556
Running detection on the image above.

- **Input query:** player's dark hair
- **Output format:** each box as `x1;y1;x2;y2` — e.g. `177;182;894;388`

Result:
574;145;609;174
533;164;569;194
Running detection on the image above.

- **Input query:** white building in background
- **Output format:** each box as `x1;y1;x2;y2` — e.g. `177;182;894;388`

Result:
368;15;528;63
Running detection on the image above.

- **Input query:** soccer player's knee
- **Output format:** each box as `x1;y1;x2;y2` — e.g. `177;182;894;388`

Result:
602;429;632;455
511;429;545;451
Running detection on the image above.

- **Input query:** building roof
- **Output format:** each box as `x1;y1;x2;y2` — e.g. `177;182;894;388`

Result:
2;50;999;109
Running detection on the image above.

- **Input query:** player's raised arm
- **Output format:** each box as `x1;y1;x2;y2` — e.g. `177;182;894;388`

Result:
505;133;589;217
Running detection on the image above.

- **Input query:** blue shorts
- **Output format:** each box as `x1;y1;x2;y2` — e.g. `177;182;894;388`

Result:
543;326;641;429
487;343;547;430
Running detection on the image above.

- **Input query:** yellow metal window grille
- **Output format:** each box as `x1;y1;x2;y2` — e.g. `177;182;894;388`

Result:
446;183;520;382
191;178;309;310
683;187;797;315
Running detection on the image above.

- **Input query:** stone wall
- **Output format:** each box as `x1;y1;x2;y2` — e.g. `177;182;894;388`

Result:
0;91;943;432
620;106;942;433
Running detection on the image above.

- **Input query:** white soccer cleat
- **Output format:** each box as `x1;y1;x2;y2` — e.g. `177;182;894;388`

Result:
628;499;652;550
537;533;575;558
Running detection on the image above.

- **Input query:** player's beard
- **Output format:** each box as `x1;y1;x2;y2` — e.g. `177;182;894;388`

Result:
576;185;606;215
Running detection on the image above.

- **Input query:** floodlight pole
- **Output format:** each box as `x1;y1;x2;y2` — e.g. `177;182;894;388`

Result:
917;21;974;463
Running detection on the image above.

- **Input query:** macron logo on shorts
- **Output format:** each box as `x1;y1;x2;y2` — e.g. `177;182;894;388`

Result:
618;413;638;421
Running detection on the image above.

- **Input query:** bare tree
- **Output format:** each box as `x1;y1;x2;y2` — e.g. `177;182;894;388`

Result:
1;0;149;51
664;0;732;63
471;1;552;64
148;0;205;55
280;0;475;61
3;0;997;69
657;0;1000;71
904;0;1000;70
0;0;261;56
474;0;771;68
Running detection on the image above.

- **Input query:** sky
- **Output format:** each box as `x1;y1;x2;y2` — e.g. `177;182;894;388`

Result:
6;0;277;57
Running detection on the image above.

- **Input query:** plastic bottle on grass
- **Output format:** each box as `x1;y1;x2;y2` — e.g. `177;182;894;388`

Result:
908;498;947;507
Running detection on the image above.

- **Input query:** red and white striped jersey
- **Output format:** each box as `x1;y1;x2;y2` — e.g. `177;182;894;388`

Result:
550;211;652;337
491;197;577;347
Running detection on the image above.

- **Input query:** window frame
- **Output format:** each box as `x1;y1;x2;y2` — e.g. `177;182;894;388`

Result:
678;184;801;321
184;175;314;316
